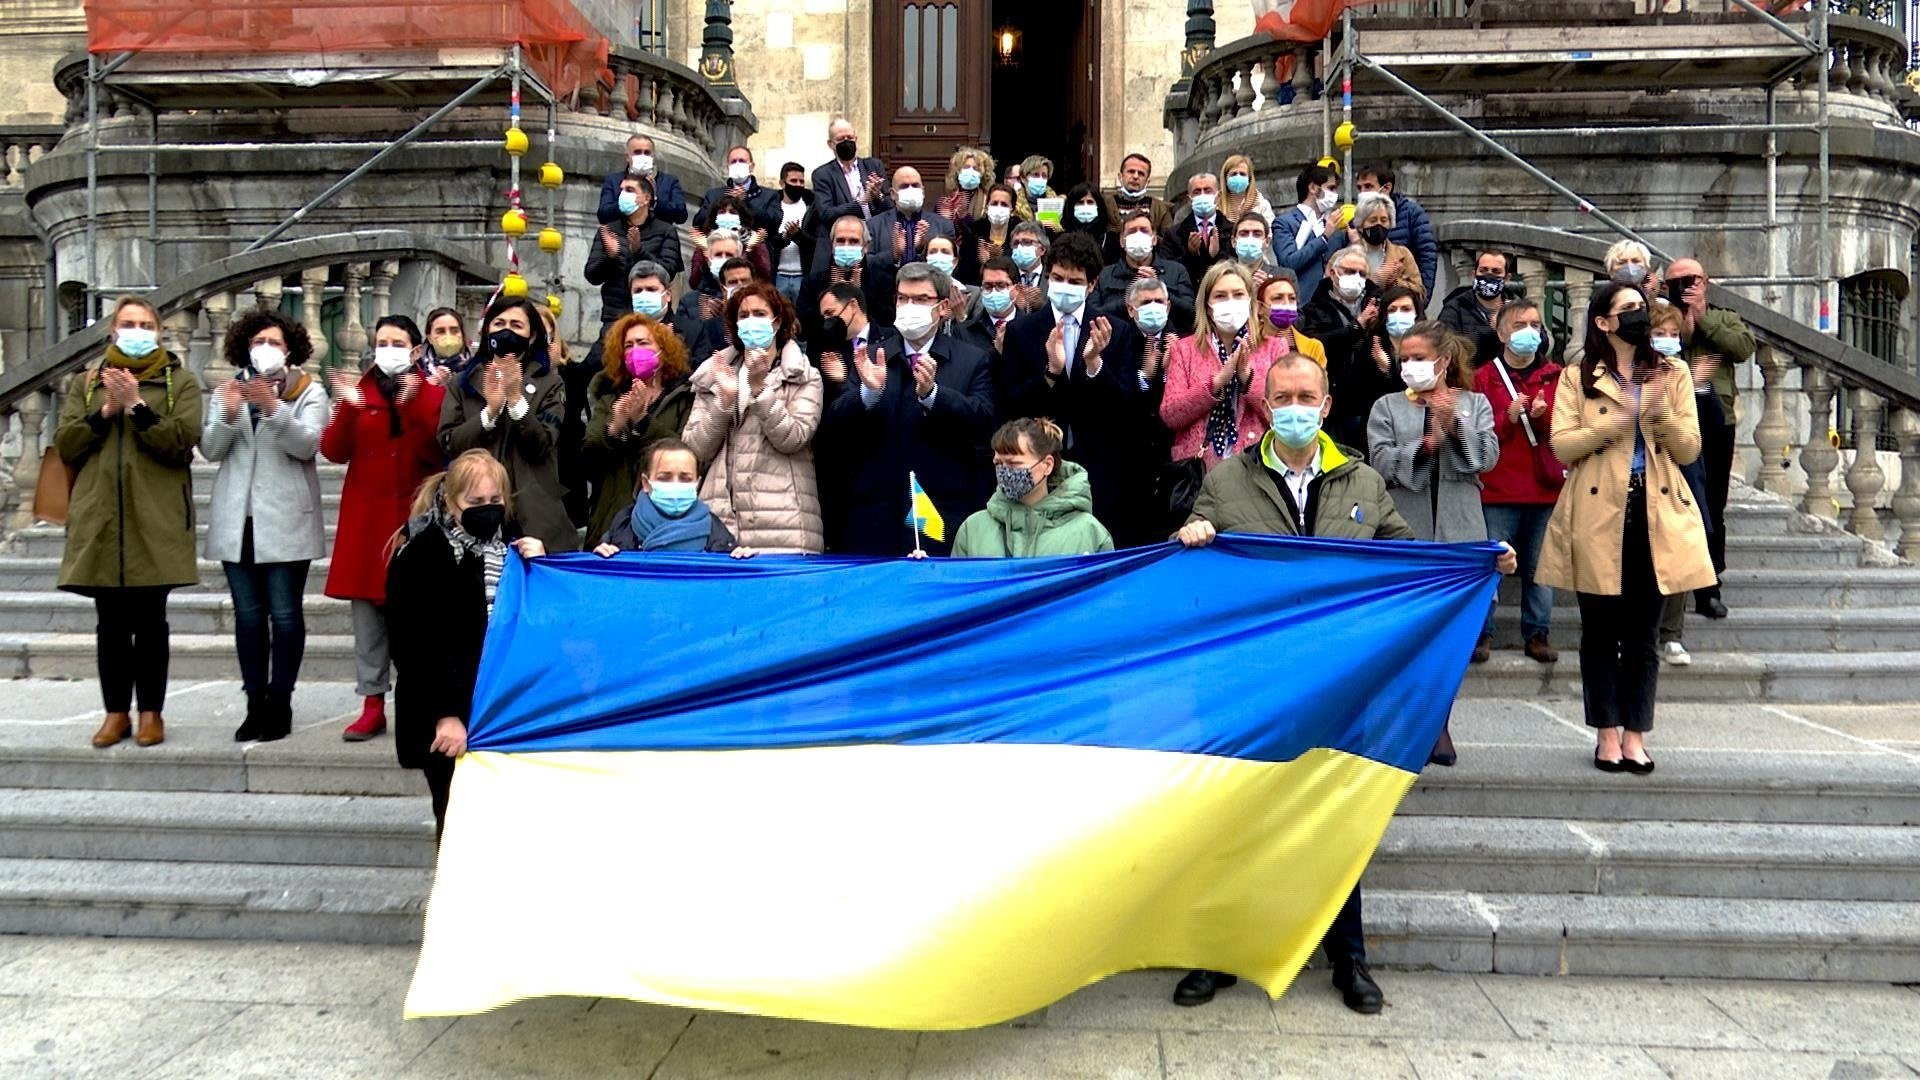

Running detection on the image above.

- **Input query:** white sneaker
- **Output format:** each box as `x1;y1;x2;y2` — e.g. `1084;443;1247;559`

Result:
1661;641;1692;667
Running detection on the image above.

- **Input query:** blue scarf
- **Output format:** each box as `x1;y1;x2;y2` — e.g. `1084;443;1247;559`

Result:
628;494;714;552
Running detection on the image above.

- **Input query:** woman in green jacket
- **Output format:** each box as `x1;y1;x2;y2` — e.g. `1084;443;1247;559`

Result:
55;296;206;749
580;312;695;545
951;418;1114;558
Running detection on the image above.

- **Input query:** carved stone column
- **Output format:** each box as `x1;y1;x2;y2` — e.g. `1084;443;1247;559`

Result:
201;291;235;387
1751;345;1794;496
1891;408;1920;560
337;263;369;375
1797;365;1839;521
370;260;398;322
1562;269;1594;370
1514;256;1547;303
299;266;330;368
1844;387;1886;541
252;275;283;313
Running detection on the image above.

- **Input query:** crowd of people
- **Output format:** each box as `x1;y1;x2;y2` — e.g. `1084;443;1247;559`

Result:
54;121;1750;1016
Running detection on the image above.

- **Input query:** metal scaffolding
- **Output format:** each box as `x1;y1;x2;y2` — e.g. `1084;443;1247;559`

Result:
1322;1;1837;331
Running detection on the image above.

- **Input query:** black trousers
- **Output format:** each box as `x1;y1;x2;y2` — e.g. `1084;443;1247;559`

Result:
1576;490;1665;733
1323;885;1366;966
94;586;172;714
422;754;455;842
1696;394;1736;600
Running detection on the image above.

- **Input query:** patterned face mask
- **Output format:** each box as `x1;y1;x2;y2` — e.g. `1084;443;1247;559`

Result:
995;461;1039;500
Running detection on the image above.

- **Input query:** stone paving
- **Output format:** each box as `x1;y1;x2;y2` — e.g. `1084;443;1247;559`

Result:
1;936;1917;1078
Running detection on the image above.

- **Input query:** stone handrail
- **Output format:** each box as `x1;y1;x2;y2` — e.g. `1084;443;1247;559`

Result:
1;127;61;190
1436;219;1920;554
582;46;757;163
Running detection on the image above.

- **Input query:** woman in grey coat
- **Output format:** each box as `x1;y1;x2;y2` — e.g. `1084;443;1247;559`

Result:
1367;319;1499;766
202;310;329;743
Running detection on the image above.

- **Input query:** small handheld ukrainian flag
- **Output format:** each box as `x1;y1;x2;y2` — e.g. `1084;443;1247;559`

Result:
906;471;945;546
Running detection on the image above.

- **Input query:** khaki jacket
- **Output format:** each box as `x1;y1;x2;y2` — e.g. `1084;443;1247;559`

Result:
1536;358;1716;597
683;341;825;553
1189;431;1415;542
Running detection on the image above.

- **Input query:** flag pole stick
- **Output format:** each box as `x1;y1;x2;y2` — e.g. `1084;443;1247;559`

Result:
909;471;923;556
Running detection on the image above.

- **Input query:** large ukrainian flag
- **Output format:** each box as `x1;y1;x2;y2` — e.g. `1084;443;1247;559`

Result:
404;535;1499;1029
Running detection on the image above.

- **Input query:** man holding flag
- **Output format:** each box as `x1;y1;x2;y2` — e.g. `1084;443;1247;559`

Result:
818;261;995;556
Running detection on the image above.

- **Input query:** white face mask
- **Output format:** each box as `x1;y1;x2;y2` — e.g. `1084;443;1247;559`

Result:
727;161;751;182
895;186;925;212
894;303;937;341
1336;273;1367;300
1123;232;1155;261
631;153;654;174
1316;189;1340;214
1400;359;1439;391
249;343;287;375
985;205;1012;226
372;345;413;376
1210;298;1251;334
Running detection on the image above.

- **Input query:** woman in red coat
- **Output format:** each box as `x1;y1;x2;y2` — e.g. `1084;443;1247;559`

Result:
322;314;447;740
1472;298;1563;664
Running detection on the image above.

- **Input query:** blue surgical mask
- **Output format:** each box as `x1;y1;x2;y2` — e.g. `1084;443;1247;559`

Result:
1135;302;1168;334
957;167;981;190
1226;174;1250;195
631;289;666;317
927;252;956;276
715;213;741;233
1651;336;1683;357
1073;204;1098;224
1047;281;1087;315
1272;405;1324;449
1191;193;1217;218
981;287;1014;316
1026;176;1048;198
648;480;700;518
737;315;776;350
1385;311;1416;337
617;191;640;216
1234;237;1265;263
114;327;159;359
1010;244;1040;270
833;244;863;269
1509;327;1543;356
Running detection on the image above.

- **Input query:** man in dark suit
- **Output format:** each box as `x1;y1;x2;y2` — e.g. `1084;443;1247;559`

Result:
953;256;1020;357
996;232;1142;536
1164;171;1231;289
818;261;996;556
797;215;897;343
810;118;891;273
597;134;688;225
696;144;782;232
1093;208;1197;336
627;260;718;367
866;165;955;273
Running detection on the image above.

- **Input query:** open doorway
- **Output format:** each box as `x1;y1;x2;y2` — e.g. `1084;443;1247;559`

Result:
988;0;1098;189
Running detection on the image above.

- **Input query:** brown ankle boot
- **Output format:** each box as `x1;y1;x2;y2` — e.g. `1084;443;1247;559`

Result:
134;711;165;747
92;712;132;748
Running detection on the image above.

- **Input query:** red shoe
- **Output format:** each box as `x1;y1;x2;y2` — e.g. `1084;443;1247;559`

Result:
342;696;387;742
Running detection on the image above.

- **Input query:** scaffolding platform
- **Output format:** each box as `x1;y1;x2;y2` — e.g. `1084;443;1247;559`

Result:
65;48;551;111
1346;21;1815;92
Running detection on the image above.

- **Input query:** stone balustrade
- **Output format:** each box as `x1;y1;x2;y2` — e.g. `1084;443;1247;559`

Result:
584;46;756;164
0;129;59;190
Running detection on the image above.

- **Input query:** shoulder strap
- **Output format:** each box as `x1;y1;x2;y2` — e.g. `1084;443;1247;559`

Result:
1489;360;1538;447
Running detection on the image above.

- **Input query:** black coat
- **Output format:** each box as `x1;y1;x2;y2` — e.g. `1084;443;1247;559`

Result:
796;258;897;344
996;306;1146;534
584;217;684;323
767;193;820;279
953;304;1018;358
1165;211;1232;292
697;180;782;232
865;208;956;273
954;216;1013;288
817;330;996;556
810;156;893;269
1437;285;1507;365
386;522;489;772
1297;277;1398;454
1091;258;1197;337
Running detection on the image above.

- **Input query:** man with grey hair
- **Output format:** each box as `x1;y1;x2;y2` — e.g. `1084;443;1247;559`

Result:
627;259;717;367
799;214;896;342
674;227;742;327
1167;171;1231;287
1007;220;1052;310
817;259;995;556
1297;244;1388;451
1112;271;1182;544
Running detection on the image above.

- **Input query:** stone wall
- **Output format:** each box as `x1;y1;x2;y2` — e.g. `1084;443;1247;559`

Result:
0;0;84;127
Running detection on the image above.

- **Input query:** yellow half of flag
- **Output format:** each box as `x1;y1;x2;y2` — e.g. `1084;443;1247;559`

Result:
906;472;945;542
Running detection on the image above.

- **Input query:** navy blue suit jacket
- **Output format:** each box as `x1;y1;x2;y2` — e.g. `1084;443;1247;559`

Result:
598;169;689;225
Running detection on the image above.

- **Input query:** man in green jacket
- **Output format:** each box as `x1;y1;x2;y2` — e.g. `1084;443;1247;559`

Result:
1170;351;1514;1017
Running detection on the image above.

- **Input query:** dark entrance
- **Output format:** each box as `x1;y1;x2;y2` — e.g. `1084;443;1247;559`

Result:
988;0;1099;189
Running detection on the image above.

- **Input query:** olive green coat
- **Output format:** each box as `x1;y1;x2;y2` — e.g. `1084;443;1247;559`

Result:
580;371;694;545
55;353;206;592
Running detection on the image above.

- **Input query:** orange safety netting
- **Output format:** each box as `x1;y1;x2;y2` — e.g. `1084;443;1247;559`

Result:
85;0;610;97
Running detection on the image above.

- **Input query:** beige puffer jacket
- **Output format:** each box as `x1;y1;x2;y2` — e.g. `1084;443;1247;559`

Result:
683;340;825;552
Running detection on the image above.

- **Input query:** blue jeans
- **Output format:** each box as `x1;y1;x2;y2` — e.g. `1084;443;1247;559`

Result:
225;557;310;694
1483;503;1554;640
775;272;804;303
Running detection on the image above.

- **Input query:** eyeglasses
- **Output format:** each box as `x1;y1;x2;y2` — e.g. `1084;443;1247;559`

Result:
897;295;941;308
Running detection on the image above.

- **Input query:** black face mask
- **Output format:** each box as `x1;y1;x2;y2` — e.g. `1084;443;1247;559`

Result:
1473;274;1506;299
818;315;848;346
1613;308;1653;346
1361;225;1390;247
459;504;506;541
1665;277;1699;306
785;184;807;199
487;328;531;360
834;139;858;162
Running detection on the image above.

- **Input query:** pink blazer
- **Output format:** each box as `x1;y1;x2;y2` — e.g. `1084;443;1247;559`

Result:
1160;332;1284;465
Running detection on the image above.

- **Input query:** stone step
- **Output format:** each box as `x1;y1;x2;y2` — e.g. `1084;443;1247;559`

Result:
1367;815;1920;902
0;556;335;594
1720;533;1866;569
10;524;339;559
1486;605;1920;652
0;787;432;868
1716;567;1920;608
0;856;425;945
1402;745;1920;826
1366;889;1920;982
0;592;353;636
1457;649;1920;704
0;633;360;682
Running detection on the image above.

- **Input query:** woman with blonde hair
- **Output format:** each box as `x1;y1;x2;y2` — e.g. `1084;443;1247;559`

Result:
937;146;997;229
1013;155;1060;229
1161;263;1292;468
57;296;204;750
1218;154;1274;224
385;449;547;838
581;312;694;543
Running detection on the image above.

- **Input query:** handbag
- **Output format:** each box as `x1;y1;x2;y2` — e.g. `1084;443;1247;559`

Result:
1152;456;1206;534
1490;359;1565;490
32;448;75;526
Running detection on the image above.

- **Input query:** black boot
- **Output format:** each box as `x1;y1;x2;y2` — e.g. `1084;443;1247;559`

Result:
1172;969;1237;1007
255;689;293;743
233;691;268;742
1332;960;1383;1014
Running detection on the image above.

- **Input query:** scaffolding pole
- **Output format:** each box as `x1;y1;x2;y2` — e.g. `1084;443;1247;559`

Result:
1816;0;1831;333
84;54;98;324
1341;5;1354;197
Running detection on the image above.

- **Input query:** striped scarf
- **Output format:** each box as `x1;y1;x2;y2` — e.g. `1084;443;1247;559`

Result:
438;508;507;619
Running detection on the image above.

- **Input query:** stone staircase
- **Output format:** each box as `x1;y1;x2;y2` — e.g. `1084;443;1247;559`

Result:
0;462;1913;983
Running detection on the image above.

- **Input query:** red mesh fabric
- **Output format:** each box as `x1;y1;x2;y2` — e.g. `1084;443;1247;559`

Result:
85;0;609;96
